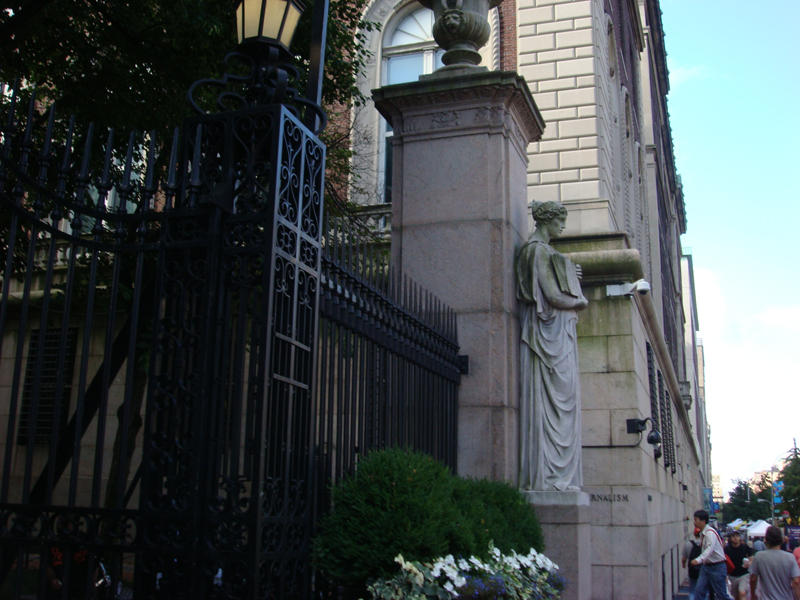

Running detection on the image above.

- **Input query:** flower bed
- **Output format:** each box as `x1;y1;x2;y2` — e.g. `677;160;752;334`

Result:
367;543;564;600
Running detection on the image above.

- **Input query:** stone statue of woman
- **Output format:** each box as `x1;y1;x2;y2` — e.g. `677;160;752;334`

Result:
517;201;588;491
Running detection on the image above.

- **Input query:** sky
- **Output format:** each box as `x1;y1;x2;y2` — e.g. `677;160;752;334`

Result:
659;0;800;498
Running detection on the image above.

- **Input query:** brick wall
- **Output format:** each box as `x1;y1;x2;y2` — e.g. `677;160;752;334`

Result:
499;0;517;71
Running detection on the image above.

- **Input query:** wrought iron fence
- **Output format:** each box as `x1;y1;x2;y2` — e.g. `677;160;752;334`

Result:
0;84;461;600
314;216;461;522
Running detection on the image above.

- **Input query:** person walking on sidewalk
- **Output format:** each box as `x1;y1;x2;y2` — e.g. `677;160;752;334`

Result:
749;526;800;600
691;510;734;600
684;528;716;600
727;531;755;600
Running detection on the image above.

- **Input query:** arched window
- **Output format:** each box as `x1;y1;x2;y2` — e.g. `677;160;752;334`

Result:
351;1;499;207
607;21;618;78
384;8;444;85
381;8;444;202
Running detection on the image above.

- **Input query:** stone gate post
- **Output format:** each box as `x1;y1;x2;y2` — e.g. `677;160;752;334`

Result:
375;71;592;600
374;71;542;482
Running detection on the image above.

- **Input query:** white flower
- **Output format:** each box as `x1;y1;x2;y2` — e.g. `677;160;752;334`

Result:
443;565;459;582
375;544;560;600
503;555;520;569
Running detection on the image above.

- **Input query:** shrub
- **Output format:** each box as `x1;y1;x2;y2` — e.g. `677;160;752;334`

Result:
313;448;545;587
452;477;545;558
312;448;467;586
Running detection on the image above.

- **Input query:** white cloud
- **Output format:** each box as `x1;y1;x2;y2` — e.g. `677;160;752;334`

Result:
668;64;707;88
755;305;800;331
689;268;800;499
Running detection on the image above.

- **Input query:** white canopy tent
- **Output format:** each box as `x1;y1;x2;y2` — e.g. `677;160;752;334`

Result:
744;520;770;537
728;518;744;529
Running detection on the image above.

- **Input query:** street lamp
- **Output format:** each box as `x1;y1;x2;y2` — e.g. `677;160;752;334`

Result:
173;1;330;596
188;0;326;132
236;0;305;56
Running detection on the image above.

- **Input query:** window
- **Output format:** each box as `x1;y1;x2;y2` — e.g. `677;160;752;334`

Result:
381;8;444;203
384;9;443;83
647;342;660;445
17;328;78;444
607;21;618;77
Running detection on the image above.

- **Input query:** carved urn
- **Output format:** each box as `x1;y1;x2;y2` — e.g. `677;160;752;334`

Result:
418;0;502;69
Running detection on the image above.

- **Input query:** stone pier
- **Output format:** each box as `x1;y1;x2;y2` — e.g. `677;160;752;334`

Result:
374;70;543;482
374;70;592;600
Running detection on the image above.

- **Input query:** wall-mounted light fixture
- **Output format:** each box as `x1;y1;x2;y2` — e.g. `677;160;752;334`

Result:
584;416;662;455
626;417;662;458
607;279;651;297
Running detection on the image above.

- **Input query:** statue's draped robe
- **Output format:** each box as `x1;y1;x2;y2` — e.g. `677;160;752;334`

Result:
517;239;582;491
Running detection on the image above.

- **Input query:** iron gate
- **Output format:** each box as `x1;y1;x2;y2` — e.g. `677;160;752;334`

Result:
0;86;461;600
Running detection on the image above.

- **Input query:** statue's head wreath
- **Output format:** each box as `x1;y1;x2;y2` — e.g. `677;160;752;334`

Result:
529;200;568;224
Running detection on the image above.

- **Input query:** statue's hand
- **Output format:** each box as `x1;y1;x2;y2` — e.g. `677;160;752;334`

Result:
575;264;583;280
575;296;589;310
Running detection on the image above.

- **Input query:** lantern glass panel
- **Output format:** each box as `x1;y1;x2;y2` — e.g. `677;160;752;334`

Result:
263;0;289;40
237;0;266;43
279;4;302;48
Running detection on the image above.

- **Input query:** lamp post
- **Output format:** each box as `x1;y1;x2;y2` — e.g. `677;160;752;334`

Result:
138;2;330;597
757;498;773;522
187;0;326;131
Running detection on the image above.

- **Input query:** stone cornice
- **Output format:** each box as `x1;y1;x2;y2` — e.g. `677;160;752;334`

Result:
372;70;545;145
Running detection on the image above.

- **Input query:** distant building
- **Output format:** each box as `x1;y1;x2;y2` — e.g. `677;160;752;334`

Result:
712;474;724;507
750;460;786;492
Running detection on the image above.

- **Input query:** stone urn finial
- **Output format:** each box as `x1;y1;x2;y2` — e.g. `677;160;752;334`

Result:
418;0;502;70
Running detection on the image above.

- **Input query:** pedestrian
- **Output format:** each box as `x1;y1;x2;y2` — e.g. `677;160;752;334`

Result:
684;528;704;599
755;538;768;552
749;525;800;600
691;510;734;600
793;543;800;571
727;531;755;600
783;537;792;553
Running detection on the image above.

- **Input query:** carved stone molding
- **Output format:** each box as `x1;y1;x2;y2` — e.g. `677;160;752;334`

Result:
373;70;545;145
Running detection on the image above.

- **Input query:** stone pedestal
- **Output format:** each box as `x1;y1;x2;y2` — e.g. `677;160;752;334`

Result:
373;71;544;481
523;491;592;600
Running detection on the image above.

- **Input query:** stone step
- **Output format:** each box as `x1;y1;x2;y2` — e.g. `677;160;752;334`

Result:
673;582;691;600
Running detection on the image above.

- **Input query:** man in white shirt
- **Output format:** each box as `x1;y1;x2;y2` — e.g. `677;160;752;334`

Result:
690;509;734;600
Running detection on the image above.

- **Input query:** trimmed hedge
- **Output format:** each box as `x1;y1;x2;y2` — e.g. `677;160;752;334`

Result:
312;448;544;586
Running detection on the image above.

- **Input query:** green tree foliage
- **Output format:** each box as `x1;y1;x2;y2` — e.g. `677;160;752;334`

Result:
312;448;545;587
0;1;232;134
0;0;372;125
0;0;376;212
720;478;771;523
777;443;800;523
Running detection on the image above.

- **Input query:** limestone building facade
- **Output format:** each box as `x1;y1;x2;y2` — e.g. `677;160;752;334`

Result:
353;0;714;598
